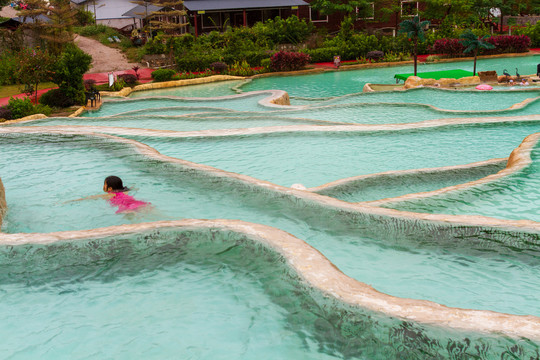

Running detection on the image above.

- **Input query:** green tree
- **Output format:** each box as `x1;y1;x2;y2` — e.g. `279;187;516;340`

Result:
52;44;92;104
15;47;56;103
398;15;429;76
149;0;187;36
148;0;187;63
131;0;157;39
18;0;76;55
420;0;469;20
475;0;533;31
309;0;373;15
459;30;495;76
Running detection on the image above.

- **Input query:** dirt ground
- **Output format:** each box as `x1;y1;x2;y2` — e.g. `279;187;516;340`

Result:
0;5;16;18
74;35;143;74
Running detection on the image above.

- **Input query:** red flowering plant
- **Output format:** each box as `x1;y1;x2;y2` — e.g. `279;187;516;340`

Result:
431;38;465;57
486;35;531;53
270;51;311;72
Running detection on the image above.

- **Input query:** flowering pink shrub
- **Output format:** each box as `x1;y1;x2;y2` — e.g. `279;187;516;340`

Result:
486;35;531;53
431;38;465;56
270;51;311;72
431;35;531;57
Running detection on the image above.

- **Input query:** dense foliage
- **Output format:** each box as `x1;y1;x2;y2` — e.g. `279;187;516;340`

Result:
270;51;311;72
141;15;313;72
151;69;177;82
39;88;78;108
251;15;314;45
51;44;92;105
486;35;531;53
432;35;531;55
0;49;21;85
513;22;540;47
74;9;94;26
0;97;51;120
117;73;138;85
431;38;465;56
15;47;56;103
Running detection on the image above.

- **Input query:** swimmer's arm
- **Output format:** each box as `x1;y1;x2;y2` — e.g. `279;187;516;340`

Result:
64;193;113;203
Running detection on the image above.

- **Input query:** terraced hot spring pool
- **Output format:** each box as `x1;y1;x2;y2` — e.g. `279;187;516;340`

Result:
2;54;540;359
381;142;540;222
131;121;540;188
2;132;540;321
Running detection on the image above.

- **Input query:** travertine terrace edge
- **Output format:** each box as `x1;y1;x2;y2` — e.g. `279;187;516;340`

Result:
0;178;5;228
6;112;539;138
309;158;507;194
2;126;540;233
2;128;540;339
1;218;539;340
367;132;538;206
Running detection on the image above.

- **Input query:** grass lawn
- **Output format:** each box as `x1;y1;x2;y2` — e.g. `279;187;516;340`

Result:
0;82;57;98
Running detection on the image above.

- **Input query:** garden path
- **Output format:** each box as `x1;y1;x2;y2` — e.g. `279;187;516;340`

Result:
74;35;143;73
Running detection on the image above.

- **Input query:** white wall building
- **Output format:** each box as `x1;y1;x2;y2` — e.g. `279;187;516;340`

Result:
71;0;139;29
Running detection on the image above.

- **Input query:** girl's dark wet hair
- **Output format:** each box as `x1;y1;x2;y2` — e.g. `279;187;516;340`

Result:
105;176;129;192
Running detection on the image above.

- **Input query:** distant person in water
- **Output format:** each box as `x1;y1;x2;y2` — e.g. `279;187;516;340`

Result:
520;78;529;86
102;176;149;213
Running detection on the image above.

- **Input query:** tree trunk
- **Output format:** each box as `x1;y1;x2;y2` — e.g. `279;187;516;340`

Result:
413;39;418;76
473;51;477;76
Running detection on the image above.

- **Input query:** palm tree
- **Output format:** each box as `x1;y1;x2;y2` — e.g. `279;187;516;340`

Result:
398;15;430;76
459;30;495;76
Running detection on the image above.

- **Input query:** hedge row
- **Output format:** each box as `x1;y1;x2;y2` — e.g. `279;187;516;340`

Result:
432;35;531;56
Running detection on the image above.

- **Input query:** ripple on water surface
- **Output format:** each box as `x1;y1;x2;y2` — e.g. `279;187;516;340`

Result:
384;144;540;222
0;237;335;359
2;133;540;320
136;121;540;188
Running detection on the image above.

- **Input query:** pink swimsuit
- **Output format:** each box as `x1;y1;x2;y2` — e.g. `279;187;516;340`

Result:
108;192;149;213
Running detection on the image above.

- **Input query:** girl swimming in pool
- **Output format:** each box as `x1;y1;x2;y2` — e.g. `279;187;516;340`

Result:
68;176;150;214
102;176;150;213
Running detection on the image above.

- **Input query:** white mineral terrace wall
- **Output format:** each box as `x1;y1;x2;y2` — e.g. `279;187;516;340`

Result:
0;178;5;228
2;126;540;236
1;128;540;340
1;219;540;340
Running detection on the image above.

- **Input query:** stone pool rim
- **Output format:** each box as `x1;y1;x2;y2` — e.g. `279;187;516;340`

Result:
2;126;540;234
1;218;539;341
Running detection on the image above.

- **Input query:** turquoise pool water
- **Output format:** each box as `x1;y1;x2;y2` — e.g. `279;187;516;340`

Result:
82;94;273;117
3;55;540;358
240;55;540;98
135;122;540;188
3;229;533;359
0;242;312;359
15;95;540;130
129;80;243;98
383;144;540;222
2;133;540;321
315;162;506;202
317;88;538;111
269;100;540;124
16;115;328;130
